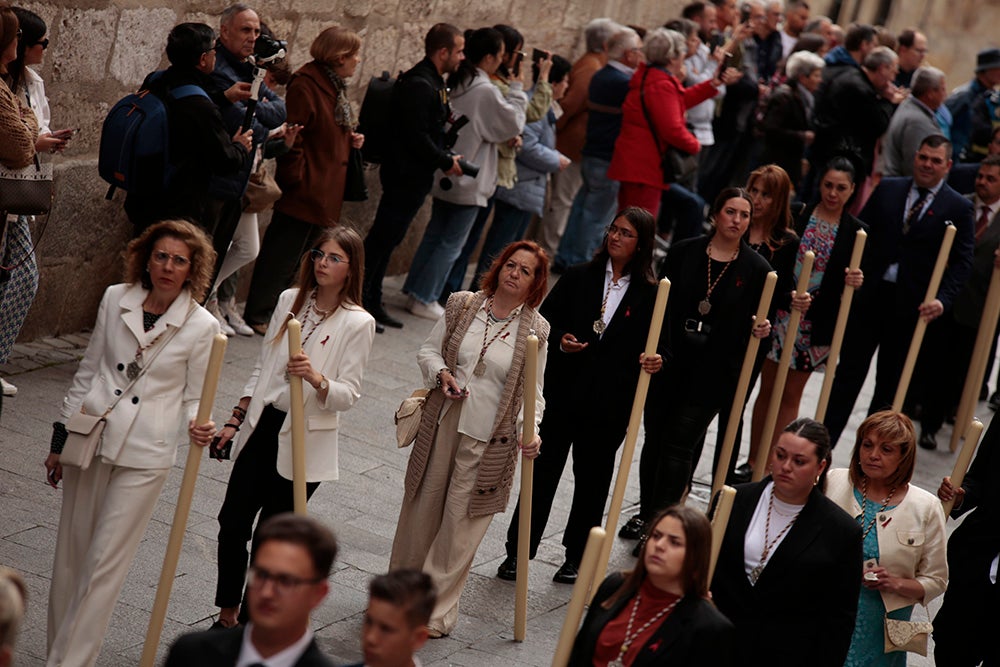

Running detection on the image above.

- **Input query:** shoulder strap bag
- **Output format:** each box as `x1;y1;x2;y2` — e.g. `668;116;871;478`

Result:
638;67;698;187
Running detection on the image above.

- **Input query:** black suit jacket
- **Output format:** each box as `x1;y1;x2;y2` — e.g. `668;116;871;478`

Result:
568;572;735;666
710;480;863;667
164;627;335;667
952;194;1000;328
794;205;869;345
857;176;975;312
540;259;658;422
947;416;1000;578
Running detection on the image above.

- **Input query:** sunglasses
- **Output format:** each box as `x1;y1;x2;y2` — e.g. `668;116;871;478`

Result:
34;38;49;49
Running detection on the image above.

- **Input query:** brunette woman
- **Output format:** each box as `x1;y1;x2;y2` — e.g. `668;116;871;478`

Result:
711;418;863;667
569;505;734;666
748;158;866;472
213;227;375;628
620;189;772;540
496;207;662;584
825;411;948;666
390;241;549;637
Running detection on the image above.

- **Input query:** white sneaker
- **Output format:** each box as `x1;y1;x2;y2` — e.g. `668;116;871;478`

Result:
408;299;445;321
221;299;254;336
1;377;16;397
207;297;236;337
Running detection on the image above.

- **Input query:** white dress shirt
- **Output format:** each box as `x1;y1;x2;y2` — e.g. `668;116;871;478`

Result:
236;624;314;667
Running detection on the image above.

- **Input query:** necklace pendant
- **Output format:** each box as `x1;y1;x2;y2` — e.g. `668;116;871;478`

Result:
593;318;606;335
126;360;141;381
749;564;763;585
698;299;712;316
608;657;625;667
474;360;487;376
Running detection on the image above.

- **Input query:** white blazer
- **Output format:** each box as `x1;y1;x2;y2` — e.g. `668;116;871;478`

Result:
825;468;949;612
233;288;375;483
59;283;219;469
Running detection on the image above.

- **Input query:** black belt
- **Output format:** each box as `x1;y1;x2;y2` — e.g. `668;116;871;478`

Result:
684;319;712;334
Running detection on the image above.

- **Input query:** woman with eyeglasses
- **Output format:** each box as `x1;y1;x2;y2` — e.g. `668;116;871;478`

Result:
0;3;39;406
212;227;375;629
620;189;772;543
44;220;221;667
496;207;662;585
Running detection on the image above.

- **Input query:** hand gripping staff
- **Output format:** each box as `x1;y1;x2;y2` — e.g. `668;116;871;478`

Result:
140;334;227;667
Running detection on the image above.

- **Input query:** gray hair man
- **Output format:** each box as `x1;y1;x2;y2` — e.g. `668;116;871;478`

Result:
882;66;947;177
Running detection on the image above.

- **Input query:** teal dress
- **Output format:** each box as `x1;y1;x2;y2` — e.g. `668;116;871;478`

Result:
844;489;912;667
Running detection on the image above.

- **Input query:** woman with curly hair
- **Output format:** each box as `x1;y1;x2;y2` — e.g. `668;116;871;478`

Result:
44;219;221;667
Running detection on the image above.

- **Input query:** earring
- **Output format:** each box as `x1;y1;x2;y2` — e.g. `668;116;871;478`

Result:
814;475;820;485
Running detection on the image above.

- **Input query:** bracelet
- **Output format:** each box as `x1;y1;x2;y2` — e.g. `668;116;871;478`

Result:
435;368;450;388
224;423;240;431
231;406;246;424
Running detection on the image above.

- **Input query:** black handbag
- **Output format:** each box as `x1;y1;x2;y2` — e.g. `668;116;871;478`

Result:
638;67;698;186
343;146;368;202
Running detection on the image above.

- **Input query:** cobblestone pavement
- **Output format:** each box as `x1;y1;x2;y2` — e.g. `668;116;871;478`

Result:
0;276;977;665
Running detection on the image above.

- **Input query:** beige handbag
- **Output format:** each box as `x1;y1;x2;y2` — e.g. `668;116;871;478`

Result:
394;389;429;448
61;412;107;470
884;606;933;656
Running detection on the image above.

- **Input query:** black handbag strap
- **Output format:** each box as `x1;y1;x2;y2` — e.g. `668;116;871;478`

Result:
638;67;667;159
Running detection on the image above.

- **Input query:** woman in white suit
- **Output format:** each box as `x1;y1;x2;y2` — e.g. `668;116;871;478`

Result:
44;219;220;667
213;226;375;628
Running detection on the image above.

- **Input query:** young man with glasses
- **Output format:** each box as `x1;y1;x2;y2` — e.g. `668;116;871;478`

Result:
166;514;337;667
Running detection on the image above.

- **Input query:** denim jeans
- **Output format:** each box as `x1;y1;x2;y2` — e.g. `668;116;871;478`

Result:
660;183;707;242
402;198;482;305
554;156;619;269
441;197;495;302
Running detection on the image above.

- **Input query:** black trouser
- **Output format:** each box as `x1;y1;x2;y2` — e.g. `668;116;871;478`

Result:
639;387;724;520
215;405;319;619
206;197;245;295
362;169;433;309
503;398;628;564
932;551;1000;667
824;280;919;447
243;211;322;326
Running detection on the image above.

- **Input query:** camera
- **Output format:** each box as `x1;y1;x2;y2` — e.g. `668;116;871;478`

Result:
253;34;287;62
438;113;479;189
439;156;480;189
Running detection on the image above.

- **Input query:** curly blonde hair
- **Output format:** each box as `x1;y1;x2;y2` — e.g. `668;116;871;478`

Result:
122;220;217;302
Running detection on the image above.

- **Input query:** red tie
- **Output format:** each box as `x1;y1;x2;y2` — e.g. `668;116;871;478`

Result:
976;206;992;240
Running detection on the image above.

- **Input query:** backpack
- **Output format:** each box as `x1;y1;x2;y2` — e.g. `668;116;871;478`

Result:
98;73;209;198
356;70;397;164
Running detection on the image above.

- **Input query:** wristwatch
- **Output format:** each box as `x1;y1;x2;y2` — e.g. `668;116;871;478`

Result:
317;376;329;392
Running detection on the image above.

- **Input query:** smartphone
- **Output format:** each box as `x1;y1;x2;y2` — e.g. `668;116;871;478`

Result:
47;467;59;486
740;4;751;23
531;47;547;63
53;128;79;138
209;435;232;460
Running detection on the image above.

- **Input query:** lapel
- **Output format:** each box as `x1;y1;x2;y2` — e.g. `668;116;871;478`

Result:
972;194;1000;247
754;484;825;586
637;595;699;662
118;284;193;348
205;626;245;661
582;261;609;342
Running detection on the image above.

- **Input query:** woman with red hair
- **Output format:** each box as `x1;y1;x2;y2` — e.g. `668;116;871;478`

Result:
390;240;550;637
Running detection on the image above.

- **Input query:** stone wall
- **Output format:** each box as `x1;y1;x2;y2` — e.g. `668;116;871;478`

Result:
15;0;1000;340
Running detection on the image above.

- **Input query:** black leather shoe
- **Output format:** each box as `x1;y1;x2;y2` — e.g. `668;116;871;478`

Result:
371;306;404;329
919;430;937;450
553;560;579;584
990;391;1000;411
618;515;646;540
731;462;752;484
375;321;385;334
497;556;517;581
631;537;646;558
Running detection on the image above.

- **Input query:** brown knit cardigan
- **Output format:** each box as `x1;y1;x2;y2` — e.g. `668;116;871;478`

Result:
403;290;550;518
0;79;38;169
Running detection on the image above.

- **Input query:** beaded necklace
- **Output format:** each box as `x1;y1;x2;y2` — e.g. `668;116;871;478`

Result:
698;241;739;315
473;297;517;377
859;476;896;540
749;486;801;584
607;592;681;667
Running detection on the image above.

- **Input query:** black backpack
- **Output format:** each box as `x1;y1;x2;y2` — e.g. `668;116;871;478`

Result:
357;70;398;164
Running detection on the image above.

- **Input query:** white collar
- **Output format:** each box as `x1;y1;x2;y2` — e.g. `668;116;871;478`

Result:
236;623;314;667
604;258;631;286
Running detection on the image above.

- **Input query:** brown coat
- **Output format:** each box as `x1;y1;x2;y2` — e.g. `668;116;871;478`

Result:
404;291;550;518
274;61;351;226
555;51;607;162
0;80;38;169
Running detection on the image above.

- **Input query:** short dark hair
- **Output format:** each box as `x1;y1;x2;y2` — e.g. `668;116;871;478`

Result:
166;22;216;68
897;27;918;49
919;133;953;161
844;23;876;51
251;514;338;579
425;22;461;57
682;1;707;20
532;53;571;86
369;570;436;628
823;156;858;184
981;154;1000;169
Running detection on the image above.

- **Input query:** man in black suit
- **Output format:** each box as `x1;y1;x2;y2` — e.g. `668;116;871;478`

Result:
916;155;1000;448
934;416;1000;667
165;514;337;667
824;134;975;446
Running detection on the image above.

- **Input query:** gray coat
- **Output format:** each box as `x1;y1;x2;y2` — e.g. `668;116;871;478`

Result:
494;109;562;215
881;96;941;177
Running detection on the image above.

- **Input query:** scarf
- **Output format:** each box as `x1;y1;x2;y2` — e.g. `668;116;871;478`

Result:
320;62;357;130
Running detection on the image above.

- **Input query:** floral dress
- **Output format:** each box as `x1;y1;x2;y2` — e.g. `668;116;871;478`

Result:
844;488;911;667
767;213;838;371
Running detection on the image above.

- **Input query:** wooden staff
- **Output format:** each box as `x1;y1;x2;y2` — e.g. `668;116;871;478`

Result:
712;272;778;499
287;318;308;515
551;527;607;667
943;419;984;515
140;334;228;667
708;486;736;581
892;224;956;411
815;229;867;422
753;253;814;482
590;278;671;599
950;267;1000;451
514;333;539;642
